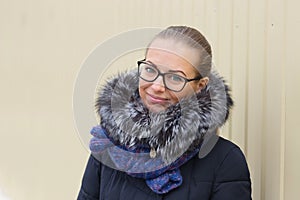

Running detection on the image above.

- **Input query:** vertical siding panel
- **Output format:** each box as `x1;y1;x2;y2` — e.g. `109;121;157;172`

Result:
246;0;266;199
133;0;145;27
168;0;184;25
216;0;233;84
284;0;300;199
147;0;161;26
189;0;197;26
159;0;168;26
217;0;233;139
181;0;193;26
204;0;219;56
203;0;233;139
230;0;248;150
167;0;181;26
192;0;206;29
263;0;286;199
115;0;129;31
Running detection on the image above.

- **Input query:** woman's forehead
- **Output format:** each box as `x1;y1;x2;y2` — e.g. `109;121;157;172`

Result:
147;38;201;67
145;50;200;76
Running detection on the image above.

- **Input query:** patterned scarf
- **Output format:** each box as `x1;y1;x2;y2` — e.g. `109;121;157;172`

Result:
89;126;202;194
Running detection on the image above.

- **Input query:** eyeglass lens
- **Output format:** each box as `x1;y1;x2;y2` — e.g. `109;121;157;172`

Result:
138;62;187;92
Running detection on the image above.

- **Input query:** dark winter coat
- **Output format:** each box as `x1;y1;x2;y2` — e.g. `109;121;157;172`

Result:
77;70;252;199
78;136;251;200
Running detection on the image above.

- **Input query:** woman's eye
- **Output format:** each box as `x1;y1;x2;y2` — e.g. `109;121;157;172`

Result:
145;66;156;73
170;74;184;82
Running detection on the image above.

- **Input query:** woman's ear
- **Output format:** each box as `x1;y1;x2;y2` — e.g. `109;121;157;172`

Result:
197;77;209;92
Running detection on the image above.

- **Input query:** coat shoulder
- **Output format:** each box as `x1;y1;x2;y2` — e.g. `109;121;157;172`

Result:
212;137;250;182
194;136;250;181
193;136;252;199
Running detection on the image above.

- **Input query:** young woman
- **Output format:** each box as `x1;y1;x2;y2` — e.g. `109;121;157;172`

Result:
77;26;252;200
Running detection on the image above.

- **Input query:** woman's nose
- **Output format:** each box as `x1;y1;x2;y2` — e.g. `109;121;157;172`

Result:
151;75;165;91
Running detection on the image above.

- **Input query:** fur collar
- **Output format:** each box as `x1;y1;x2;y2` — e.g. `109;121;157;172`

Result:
95;69;233;164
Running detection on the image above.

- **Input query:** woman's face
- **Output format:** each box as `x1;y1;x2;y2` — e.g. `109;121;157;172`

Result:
139;38;208;113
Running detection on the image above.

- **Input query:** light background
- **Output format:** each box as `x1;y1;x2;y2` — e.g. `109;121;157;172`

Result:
0;0;299;199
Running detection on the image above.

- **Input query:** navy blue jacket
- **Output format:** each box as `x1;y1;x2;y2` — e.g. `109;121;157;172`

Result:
77;137;252;200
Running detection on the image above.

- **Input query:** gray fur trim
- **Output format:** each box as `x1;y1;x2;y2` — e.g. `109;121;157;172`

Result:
95;69;233;164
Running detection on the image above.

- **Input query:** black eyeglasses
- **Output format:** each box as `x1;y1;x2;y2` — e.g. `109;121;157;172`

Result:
137;60;202;92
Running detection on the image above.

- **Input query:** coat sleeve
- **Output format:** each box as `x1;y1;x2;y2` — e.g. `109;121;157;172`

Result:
211;146;252;200
77;155;101;200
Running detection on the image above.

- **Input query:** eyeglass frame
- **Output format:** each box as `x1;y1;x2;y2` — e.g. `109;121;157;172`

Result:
137;59;203;92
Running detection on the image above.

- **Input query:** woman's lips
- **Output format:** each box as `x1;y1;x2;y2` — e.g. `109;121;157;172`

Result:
146;93;170;104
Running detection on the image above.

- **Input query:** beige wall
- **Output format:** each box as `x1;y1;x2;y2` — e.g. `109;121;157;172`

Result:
0;0;299;199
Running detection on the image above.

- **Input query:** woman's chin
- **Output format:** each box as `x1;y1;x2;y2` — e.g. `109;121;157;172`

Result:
147;103;168;113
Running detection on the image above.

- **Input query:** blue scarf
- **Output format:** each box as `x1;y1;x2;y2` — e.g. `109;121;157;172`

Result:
89;126;201;194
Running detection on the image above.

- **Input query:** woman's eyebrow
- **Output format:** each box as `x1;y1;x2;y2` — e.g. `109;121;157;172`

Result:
144;60;158;67
168;69;187;76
